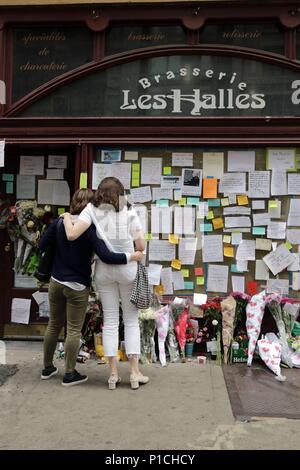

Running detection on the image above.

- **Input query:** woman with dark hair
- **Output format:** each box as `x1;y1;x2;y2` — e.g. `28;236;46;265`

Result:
63;178;148;390
40;188;143;387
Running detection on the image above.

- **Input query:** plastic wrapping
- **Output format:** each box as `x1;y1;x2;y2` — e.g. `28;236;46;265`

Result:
257;336;286;381
174;307;189;361
155;305;170;367
221;295;236;364
267;294;293;368
246;290;267;367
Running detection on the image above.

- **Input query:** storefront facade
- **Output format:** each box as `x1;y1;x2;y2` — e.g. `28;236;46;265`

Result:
1;1;300;338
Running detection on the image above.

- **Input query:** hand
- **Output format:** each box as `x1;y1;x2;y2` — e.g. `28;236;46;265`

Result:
130;251;144;262
60;212;70;218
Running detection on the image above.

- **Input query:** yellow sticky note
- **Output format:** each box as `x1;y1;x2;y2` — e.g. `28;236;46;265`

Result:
79;172;87;189
237;195;248;206
269;200;278;208
221;198;229;207
212;217;224;230
58;208;65;215
223;235;231;244
178;198;187;206
163;166;172;175
196;276;205;285
206;210;214;220
144;233;152;241
154;285;165;295
169;234;179;244
285;241;293;250
181;269;189;278
131;163;140;187
171;259;182;270
224;246;234;257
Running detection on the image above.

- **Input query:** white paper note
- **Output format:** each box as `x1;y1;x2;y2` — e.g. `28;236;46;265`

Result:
48;155;67;169
92;163;111;190
16;175;35;199
124;151;138;161
287;252;300;272
253;213;271;226
37;180;70;205
161;175;182;189
232;275;245;293
111;162;132;189
0;140;5;167
130;186;152;203
255;260;269;280
287;229;300;245
271;170;287;196
148;240;176;261
252;200;265;210
219;173;246;194
255;238;272;251
147;264;162;285
227;150;255;172
141;158;162;184
207;265;228;293
267;221;286;239
172;152;193;167
193;293;208;306
268;200;281;219
288;199;300;227
263;244;295;276
236;240;256;261
203;152;224;178
223;206;251;216
152;188;173;201
267;148;296;170
20;155;44;175
288;174;300;195
179;237;197;265
133;204;148;234
203;235;223;263
248;171;270;198
174;206;195;235
151;206;172;234
231;232;243;245
161;267;174;295
224;216;251;228
11;298;31;324
267;279;289;295
172;271;185;290
46;169;64;180
292;272;300;290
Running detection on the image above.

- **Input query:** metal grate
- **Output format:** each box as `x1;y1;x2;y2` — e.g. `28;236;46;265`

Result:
222;362;300;420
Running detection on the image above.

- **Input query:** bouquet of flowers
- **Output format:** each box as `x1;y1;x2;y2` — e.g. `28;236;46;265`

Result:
185;321;195;343
139;307;158;364
266;293;293;368
221;295;236;364
202;299;222;363
174;307;189;361
232;291;250;336
166;312;180;363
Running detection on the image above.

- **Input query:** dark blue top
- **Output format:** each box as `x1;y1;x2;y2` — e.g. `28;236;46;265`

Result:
39;218;127;287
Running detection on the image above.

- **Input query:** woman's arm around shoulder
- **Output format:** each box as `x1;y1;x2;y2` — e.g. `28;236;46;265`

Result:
62;204;92;240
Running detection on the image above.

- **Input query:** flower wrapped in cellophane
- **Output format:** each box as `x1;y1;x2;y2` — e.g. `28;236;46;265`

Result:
174;307;189;361
266;293;293;368
139;307;158;364
232;291;250;337
246;290;267;367
257;335;286;381
155;305;171;367
221;295;236;364
166;312;180;363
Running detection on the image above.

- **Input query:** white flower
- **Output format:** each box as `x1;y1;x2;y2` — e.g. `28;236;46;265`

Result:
212;319;218;326
138;308;157;320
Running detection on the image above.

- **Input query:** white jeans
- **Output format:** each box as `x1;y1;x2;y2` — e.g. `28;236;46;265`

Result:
95;261;140;357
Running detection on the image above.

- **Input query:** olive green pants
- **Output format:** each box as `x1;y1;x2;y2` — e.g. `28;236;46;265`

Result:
43;279;89;374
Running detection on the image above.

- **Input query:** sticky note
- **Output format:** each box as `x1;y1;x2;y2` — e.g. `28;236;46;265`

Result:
231;264;239;273
144;233;153;241
246;281;258;296
224;246;234;257
184;281;194;290
131;163;140;187
237;195;248;206
156;199;169;207
163;166;172;175
6;181;13;194
208;199;221;207
221;198;229;207
223;235;231;244
269;200;278;209
212;217;224;230
181;269;189;277
187;197;200;206
58;208;65;215
169;234;179;244
203;178;218;199
171;259;182;270
252;227;266;236
154;285;165;295
79;172;87;189
194;267;203;276
178;198;187;206
206;210;214;220
196;276;205;285
2;173;14;182
285;241;293;250
200;223;213;232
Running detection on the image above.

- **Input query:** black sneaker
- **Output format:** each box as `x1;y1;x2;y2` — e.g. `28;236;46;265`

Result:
62;370;88;387
41;365;58;380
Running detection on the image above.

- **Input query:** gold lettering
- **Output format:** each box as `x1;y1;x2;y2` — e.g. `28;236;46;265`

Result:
222;28;261;40
127;31;165;41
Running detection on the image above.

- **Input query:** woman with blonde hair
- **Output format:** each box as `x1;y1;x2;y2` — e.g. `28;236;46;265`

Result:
63;178;148;390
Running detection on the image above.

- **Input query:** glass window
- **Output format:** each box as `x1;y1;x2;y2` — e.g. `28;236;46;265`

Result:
199;23;284;55
12;26;93;102
105;24;186;55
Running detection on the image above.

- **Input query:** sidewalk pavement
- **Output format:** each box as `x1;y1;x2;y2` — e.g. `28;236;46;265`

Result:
0;341;299;450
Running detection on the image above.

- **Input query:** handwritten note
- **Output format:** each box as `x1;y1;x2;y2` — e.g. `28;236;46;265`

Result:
207;265;228;293
228;150;255;172
203;152;224;178
11;298;31;324
263;244;295;275
20;155;44;175
148;240;176;261
248;171;270;198
203;235;223;263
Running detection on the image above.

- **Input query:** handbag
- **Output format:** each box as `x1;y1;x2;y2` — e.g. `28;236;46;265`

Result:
130;262;152;309
34;219;62;283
